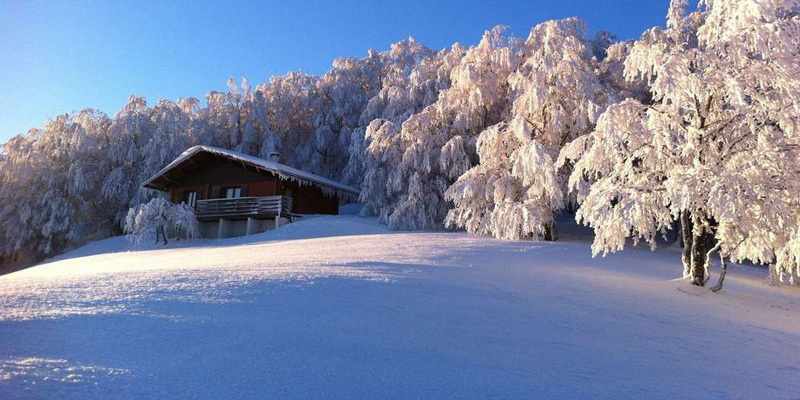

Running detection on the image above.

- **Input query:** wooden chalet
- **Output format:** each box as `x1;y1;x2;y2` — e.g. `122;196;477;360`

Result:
142;145;359;238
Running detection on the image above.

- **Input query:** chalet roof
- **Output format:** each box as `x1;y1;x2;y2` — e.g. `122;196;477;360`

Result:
142;145;360;201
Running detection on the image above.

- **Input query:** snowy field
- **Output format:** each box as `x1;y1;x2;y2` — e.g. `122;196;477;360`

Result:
1;212;799;399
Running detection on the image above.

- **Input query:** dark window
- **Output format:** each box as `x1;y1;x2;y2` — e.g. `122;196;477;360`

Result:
184;191;197;207
224;187;242;199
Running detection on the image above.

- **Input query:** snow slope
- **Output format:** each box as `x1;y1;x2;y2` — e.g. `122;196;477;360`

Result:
1;214;799;399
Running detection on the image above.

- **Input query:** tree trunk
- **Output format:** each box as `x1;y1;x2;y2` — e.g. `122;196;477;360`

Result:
543;220;558;242
690;221;711;287
707;243;726;292
155;225;169;246
111;220;123;236
690;231;710;286
681;212;710;286
680;212;692;277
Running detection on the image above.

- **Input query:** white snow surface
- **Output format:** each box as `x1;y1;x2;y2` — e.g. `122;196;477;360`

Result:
1;213;799;399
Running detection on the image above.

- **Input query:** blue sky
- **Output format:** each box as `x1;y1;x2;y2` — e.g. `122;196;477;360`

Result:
0;0;671;144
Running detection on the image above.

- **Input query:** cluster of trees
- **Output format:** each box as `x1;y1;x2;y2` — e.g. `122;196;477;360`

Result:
0;38;432;265
1;0;798;288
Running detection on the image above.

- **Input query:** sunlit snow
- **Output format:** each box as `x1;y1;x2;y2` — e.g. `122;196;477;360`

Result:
1;215;799;399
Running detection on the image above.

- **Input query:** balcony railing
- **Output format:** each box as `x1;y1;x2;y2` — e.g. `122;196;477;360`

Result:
194;195;292;220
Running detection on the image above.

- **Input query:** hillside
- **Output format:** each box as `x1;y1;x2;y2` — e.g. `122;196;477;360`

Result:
1;214;799;399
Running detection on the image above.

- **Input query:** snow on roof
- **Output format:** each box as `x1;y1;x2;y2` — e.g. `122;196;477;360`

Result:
142;145;360;201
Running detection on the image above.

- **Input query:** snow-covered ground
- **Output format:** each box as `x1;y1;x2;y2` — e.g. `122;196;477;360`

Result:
1;212;799;399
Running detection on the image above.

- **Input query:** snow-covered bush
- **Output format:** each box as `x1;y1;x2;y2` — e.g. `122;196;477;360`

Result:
124;198;199;246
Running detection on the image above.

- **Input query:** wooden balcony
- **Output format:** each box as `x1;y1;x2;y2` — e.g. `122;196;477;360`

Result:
194;195;293;221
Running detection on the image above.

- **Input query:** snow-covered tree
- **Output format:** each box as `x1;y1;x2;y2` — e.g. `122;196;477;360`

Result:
124;197;199;246
0;36;448;264
775;228;800;285
9;3;798;293
560;0;800;289
361;26;522;230
341;37;439;186
446;18;618;240
0;109;116;258
290;52;384;179
257;71;320;164
101;96;159;223
355;41;464;218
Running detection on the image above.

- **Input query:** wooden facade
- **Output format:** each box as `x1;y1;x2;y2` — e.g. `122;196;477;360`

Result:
142;146;358;238
162;157;339;218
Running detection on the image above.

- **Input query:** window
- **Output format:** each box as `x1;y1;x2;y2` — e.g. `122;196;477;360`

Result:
184;191;197;207
224;187;242;199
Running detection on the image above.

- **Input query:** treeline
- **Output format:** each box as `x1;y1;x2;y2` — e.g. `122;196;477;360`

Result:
1;0;799;287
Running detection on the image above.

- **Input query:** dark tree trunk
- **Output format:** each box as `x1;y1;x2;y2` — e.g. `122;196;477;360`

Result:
690;229;711;286
681;212;692;277
680;212;711;286
700;242;726;292
111;220;123;236
155;225;169;246
543;221;558;242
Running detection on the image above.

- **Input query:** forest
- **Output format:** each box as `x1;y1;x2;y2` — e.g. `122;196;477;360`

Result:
1;0;799;286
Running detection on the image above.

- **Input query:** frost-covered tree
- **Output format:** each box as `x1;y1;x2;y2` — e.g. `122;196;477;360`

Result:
775;228;800;285
341;37;439;186
291;52;384;178
0;110;112;258
446;18;619;240
100;96;198;227
361;26;522;230
257;71;320;164
354;41;464;217
560;0;800;289
124;197;199;246
0;96;201;261
101;96;158;222
0;36;447;264
200;78;274;157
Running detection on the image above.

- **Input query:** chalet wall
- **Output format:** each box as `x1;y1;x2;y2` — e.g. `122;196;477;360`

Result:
248;181;278;197
180;159;268;187
162;157;342;216
280;181;339;215
170;185;208;203
168;159;280;203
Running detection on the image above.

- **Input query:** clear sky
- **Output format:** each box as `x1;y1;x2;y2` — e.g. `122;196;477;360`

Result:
0;0;672;144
